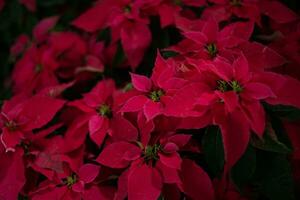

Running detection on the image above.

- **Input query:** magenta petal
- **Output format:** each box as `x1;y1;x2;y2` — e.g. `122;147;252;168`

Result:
158;4;178;27
151;51;169;86
266;76;300;109
96;142;140;168
217;110;250;170
120;95;149;113
181;159;215;200
72;181;85;193
110;114;138;142
218;22;254;48
128;164;162;200
233;54;249;83
244;82;275;100
130;73;152;92
1;129;23;152
159;152;182;170
241;42;286;70
165;83;208;117
168;134;191;148
184;31;207;45
84;79;115;107
260;1;298;24
216;91;239;113
114;170;129;200
143;100;163;121
68;100;94;113
211;58;233;81
71;0;113;32
197;92;218;106
0;149;25;200
156;160;181;185
22;95;65;131
62;115;89;153
121;22;151;68
202;18;219;42
33;16;59;42
89;115;103;135
137;112;155;146
31;186;68;200
242;100;265;137
83;185;116;200
89;117;108;146
178;115;212;129
78;164;100;183
163;142;179;154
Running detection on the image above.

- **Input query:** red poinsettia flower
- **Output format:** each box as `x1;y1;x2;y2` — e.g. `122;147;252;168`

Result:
98;114;215;200
170;18;254;61
120;53;187;121
69;79;138;146
0;94;65;152
202;0;261;24
137;0;206;28
29;163;114;200
72;0;151;69
97;128;194;199
166;54;300;170
12;45;59;93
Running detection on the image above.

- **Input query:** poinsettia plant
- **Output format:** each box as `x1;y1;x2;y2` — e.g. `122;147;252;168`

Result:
0;0;300;199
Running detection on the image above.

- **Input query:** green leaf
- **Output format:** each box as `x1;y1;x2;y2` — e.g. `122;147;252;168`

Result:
112;42;126;68
231;145;256;189
254;153;295;200
161;50;179;58
202;126;225;178
18;194;28;200
37;0;66;7
264;104;300;121
251;123;292;154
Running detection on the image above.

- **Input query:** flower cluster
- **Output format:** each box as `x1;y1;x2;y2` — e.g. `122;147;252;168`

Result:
1;0;300;200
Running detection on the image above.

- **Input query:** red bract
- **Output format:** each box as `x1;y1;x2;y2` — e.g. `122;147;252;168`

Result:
33;16;59;43
69;79;138;146
12;45;58;93
171;19;254;61
73;0;152;69
120;54;187;121
19;0;36;12
0;147;25;200
30;163;107;200
203;0;261;24
0;94;65;152
10;34;30;58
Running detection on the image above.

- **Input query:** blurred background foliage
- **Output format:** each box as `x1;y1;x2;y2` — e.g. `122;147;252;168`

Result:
0;0;93;100
0;0;299;100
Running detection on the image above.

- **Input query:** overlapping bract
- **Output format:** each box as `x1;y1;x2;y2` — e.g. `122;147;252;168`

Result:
1;0;300;200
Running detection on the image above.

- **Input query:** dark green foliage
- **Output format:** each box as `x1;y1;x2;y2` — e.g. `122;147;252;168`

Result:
202;126;225;178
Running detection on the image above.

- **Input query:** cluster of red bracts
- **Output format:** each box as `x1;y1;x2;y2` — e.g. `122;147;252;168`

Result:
1;0;300;200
